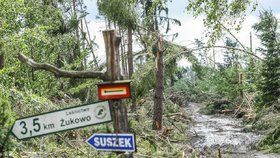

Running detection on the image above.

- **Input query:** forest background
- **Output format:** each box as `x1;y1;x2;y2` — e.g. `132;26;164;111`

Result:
0;0;279;157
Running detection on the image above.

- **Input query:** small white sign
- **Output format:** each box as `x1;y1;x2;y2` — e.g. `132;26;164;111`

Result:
11;101;111;140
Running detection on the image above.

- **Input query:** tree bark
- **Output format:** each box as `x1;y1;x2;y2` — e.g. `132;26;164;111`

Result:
239;73;244;98
127;25;134;79
72;0;80;59
83;15;99;69
127;25;137;112
102;30;130;133
0;145;3;158
170;74;175;86
0;53;4;69
0;131;10;158
153;36;164;130
17;53;106;79
119;28;127;75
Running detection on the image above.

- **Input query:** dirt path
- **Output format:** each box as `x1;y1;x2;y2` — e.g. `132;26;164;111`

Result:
186;102;280;158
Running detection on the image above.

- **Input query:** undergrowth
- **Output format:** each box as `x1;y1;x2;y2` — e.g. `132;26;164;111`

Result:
130;90;191;157
252;106;280;153
6;87;191;158
259;124;280;153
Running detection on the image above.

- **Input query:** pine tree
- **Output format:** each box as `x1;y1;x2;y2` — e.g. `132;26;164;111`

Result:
253;10;280;108
223;37;238;68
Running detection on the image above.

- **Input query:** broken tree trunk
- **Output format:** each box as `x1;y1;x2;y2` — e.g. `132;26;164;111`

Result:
239;72;244;98
0;53;4;69
103;30;130;133
127;25;134;79
17;30;131;156
127;25;137;112
17;53;106;79
153;36;164;130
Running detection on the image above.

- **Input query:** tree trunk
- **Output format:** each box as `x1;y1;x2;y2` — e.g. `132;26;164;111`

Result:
103;30;130;133
127;25;137;112
83;17;99;69
72;0;81;68
103;30;132;158
0;132;9;158
127;25;134;79
0;145;3;158
153;37;164;130
0;53;4;69
81;18;86;70
239;73;244;98
170;74;175;86
119;28;127;75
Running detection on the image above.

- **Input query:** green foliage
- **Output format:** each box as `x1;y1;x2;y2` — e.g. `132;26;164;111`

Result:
223;37;239;68
0;1;102;157
129;89;190;157
259;125;280;153
97;0;138;28
215;68;241;99
187;0;257;44
0;85;15;157
193;67;242;101
200;103;216;115
132;60;156;99
0;0;97;99
0;0;23;35
247;104;280;153
164;44;185;85
1;0;279;156
145;0;181;32
132;43;197;101
253;10;280;108
68;79;100;103
172;79;195;96
253;10;278;49
244;60;262;93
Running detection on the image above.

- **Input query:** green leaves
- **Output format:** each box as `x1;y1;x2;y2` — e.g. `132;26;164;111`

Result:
97;0;138;28
253;10;278;49
186;0;257;44
253;10;280;108
259;124;280;153
0;85;16;156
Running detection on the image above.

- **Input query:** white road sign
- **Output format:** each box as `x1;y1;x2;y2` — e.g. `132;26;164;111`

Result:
11;101;112;140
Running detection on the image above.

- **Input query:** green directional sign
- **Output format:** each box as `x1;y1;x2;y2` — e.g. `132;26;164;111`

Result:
11;101;112;140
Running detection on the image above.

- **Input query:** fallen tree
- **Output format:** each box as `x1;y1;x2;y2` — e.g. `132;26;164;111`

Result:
18;52;106;80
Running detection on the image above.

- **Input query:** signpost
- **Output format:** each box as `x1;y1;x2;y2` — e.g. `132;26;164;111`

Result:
11;101;112;140
97;80;131;101
87;133;136;152
13;30;135;157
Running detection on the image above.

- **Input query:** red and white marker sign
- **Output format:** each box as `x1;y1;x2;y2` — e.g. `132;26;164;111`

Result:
97;81;131;100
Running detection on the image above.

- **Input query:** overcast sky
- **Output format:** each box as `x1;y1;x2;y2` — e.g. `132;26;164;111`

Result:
83;0;280;65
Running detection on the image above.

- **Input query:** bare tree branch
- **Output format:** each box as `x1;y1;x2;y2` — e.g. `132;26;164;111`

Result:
134;44;263;61
219;23;248;51
166;41;263;61
18;53;106;80
187;45;263;61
